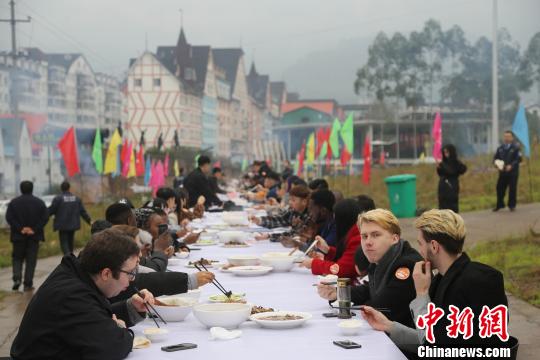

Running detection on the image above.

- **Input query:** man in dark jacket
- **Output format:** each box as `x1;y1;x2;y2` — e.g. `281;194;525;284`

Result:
183;155;222;208
10;229;155;360
49;181;92;254
209;167;227;194
5;181;49;291
317;209;422;328
493;131;522;211
361;209;509;353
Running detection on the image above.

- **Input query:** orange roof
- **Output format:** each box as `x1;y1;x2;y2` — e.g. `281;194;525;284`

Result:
281;100;340;117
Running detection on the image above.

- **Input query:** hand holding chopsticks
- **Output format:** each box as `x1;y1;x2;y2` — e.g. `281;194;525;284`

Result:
131;286;167;327
193;259;232;298
330;303;391;313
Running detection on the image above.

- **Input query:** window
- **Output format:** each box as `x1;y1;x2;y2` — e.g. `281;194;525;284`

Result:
153;78;161;87
134;78;142;87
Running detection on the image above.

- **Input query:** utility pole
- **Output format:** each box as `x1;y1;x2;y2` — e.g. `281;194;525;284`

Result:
491;0;499;152
0;0;31;194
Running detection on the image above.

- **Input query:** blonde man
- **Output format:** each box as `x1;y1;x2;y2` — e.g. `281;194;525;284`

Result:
317;208;422;328
361;209;508;350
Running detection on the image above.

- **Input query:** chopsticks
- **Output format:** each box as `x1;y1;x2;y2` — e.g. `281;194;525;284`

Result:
330;304;392;313
193;259;232;298
132;286;167;327
288;247;298;256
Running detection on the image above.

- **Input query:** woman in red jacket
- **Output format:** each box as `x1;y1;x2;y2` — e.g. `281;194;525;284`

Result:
301;198;365;278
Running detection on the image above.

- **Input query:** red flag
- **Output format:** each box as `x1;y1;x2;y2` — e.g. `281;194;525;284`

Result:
297;141;306;176
121;141;132;177
340;148;352;166
315;128;324;157
164;153;170;177
135;145;145;176
362;135;371;185
432;112;443;161
57;126;80;177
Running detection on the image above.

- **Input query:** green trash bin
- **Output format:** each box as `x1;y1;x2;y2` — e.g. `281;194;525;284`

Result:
384;174;417;218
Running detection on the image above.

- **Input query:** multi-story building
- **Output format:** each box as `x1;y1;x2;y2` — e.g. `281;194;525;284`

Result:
212;48;249;163
96;72;122;129
216;67;232;157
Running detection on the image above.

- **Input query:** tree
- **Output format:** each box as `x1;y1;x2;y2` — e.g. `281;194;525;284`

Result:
521;32;540;98
354;31;425;108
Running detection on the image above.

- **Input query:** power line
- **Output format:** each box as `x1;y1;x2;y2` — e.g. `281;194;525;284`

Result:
16;0;119;71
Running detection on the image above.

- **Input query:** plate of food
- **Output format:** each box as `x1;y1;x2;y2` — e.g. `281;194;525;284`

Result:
209;293;246;303
185;259;220;268
194;239;218;246
250;311;312;329
221;240;250;248
251;305;275;315
229;265;273;276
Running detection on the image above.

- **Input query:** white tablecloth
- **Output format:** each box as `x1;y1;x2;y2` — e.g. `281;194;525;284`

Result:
129;215;406;360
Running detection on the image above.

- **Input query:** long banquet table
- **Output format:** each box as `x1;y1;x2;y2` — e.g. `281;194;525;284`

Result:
129;213;407;360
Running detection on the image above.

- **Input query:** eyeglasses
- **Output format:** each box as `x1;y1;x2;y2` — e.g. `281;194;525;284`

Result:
119;267;138;281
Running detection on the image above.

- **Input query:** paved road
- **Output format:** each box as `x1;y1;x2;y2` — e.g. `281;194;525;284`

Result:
1;203;539;358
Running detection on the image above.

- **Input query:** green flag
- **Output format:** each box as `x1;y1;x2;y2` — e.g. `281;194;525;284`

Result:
329;118;341;158
340;114;354;153
194;153;200;169
319;141;328;159
92;128;103;174
241;157;248;172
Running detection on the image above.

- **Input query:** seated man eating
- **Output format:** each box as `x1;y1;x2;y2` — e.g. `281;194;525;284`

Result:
11;229;155;360
317;209;422;327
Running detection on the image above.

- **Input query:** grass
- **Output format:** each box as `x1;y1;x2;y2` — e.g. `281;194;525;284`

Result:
326;144;540;213
468;233;540;308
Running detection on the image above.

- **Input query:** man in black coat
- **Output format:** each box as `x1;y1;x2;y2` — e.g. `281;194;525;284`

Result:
184;155;223;208
209;167;227;194
49;181;92;255
317;209;422;328
361;209;509;353
11;229;155;360
493;131;522;211
5;181;49;291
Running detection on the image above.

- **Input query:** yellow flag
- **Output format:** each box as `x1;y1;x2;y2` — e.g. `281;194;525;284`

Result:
103;129;122;174
127;147;136;178
174;159;180;177
306;132;315;165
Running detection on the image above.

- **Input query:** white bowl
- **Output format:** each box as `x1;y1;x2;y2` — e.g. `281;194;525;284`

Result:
176;289;202;302
143;328;169;342
167;258;184;267
218;231;248;243
318;274;338;285
154;297;196;322
260;254;296;272
338;319;365;336
193;303;252;329
222;212;249;226
229;265;273;276
199;234;215;242
227;255;260;266
175;251;190;259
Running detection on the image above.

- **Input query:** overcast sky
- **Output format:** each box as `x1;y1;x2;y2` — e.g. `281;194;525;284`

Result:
1;0;539;85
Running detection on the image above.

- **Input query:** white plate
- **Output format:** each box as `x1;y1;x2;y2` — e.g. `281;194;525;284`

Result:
229;266;273;276
194;240;218;246
185;261;220;269
250;311;312;329
221;242;251;248
208;293;246;303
